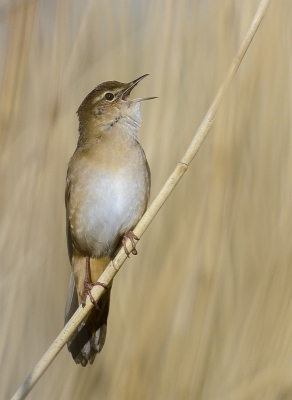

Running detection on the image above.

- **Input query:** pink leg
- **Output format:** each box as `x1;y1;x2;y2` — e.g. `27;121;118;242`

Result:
122;231;139;257
82;256;108;309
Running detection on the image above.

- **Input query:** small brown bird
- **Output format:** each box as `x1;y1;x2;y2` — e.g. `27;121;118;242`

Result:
64;75;155;366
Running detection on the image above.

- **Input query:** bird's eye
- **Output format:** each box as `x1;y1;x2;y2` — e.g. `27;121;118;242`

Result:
104;92;115;101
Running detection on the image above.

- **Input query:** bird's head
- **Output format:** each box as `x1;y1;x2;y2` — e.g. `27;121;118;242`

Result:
77;74;156;136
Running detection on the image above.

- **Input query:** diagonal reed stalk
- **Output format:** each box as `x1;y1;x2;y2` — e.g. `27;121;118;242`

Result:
11;0;271;398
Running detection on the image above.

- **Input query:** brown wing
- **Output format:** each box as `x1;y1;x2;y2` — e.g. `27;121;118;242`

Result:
65;175;73;264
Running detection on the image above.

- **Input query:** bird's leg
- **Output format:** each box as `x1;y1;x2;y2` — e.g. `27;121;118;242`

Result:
82;256;97;308
82;256;108;309
122;231;139;257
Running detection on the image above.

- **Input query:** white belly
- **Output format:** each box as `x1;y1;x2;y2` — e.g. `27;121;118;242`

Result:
69;162;149;257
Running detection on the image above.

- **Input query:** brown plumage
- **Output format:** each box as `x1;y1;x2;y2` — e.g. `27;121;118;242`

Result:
64;75;155;366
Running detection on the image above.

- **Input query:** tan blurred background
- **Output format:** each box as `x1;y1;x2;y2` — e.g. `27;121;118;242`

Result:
1;0;292;399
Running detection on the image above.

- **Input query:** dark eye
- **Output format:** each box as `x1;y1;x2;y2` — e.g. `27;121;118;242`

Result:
104;92;114;101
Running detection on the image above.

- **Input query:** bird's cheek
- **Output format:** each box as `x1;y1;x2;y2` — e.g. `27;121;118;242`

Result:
94;106;106;116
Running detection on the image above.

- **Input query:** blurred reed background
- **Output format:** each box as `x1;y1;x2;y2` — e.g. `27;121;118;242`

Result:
1;0;292;399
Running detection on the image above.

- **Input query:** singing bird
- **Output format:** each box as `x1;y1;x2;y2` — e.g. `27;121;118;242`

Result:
64;75;155;366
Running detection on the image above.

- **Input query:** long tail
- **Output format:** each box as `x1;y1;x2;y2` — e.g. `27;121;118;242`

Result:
64;272;111;366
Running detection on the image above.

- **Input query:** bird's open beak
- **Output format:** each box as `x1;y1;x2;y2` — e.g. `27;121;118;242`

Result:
121;74;157;102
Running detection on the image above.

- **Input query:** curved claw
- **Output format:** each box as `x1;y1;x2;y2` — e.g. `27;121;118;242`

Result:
122;231;139;257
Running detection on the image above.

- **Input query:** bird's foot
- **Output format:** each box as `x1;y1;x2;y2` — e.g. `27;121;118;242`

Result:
82;256;108;309
82;280;108;309
122;231;139;257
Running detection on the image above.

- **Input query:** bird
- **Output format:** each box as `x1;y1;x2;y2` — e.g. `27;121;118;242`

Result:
64;74;155;366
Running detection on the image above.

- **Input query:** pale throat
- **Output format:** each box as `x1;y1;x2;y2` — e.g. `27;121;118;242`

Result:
101;102;142;140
